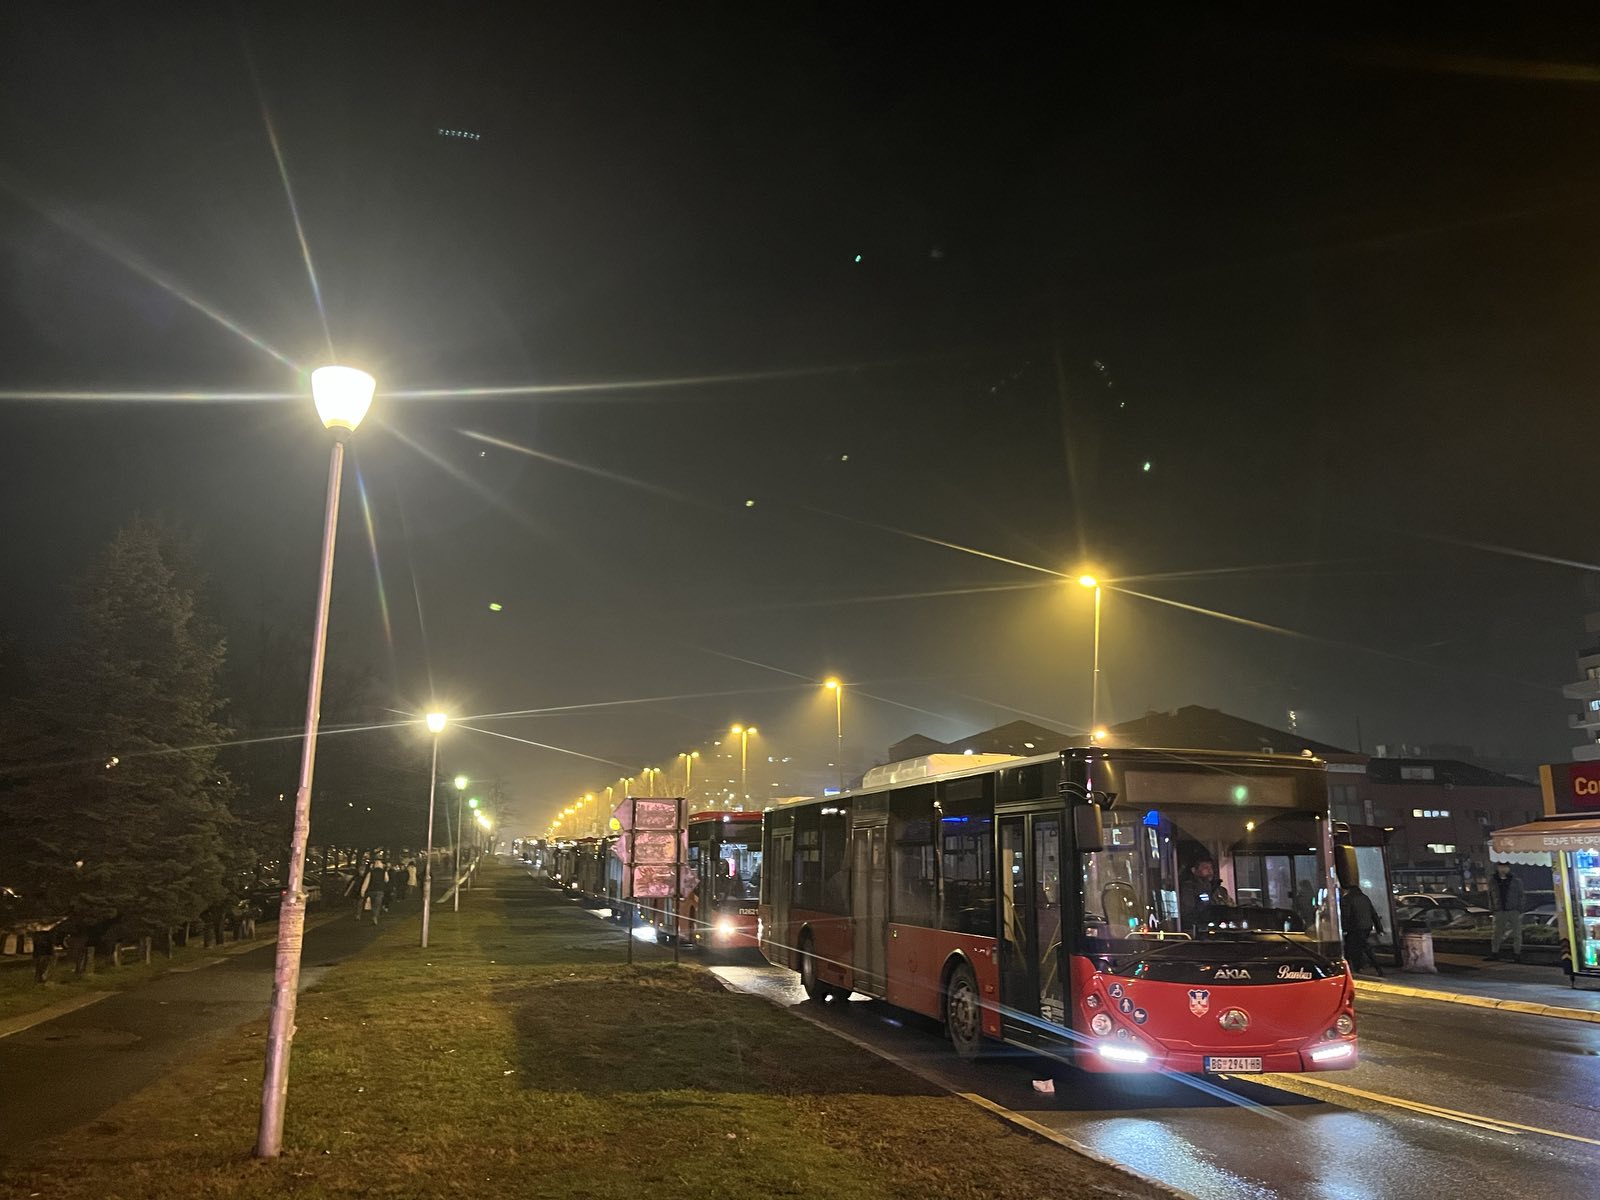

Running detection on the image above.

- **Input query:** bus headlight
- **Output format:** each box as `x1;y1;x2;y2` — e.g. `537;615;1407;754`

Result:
1097;1043;1149;1064
716;919;736;937
1089;1013;1114;1036
1334;1013;1355;1036
1309;1042;1354;1064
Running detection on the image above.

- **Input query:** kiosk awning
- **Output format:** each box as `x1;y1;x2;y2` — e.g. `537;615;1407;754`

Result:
1490;817;1600;863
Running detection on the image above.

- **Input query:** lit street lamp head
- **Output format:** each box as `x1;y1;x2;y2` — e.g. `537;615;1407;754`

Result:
454;775;468;791
425;711;448;734
1077;574;1099;589
311;365;376;433
824;677;840;690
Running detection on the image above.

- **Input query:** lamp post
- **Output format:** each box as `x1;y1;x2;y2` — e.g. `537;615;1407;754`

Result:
824;678;844;792
1077;574;1102;736
453;775;468;911
678;752;699;805
420;711;447;950
466;796;480;887
731;725;757;806
256;365;376;1160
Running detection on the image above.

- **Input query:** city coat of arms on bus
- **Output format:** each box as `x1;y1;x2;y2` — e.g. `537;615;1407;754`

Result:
1187;988;1211;1017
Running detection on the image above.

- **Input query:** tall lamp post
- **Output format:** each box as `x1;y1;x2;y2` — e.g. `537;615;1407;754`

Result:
256;364;376;1160
731;724;757;806
420;711;447;950
678;751;699;805
1077;574;1103;736
824;678;844;793
452;774;468;911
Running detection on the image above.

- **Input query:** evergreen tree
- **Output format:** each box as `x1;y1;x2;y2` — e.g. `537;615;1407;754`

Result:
0;520;235;964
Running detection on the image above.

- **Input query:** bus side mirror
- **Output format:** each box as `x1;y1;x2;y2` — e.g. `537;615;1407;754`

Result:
1333;842;1359;890
1073;803;1106;853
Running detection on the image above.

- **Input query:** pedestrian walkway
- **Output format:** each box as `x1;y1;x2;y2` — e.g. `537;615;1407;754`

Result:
1356;950;1600;1022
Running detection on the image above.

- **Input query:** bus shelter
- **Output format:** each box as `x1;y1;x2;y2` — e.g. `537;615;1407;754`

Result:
1489;816;1600;981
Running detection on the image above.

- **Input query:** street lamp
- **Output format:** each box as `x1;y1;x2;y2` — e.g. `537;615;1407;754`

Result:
731;725;758;806
453;774;468;912
678;752;699;803
1077;573;1103;737
420;711;447;950
257;364;376;1160
824;678;844;793
642;766;662;797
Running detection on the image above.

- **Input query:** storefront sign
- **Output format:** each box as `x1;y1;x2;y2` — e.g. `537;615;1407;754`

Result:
1540;762;1600;814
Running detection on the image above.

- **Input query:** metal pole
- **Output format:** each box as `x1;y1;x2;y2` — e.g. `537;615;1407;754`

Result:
626;797;636;966
256;436;347;1159
1090;584;1102;733
420;736;438;949
672;797;681;966
835;688;844;793
454;786;465;911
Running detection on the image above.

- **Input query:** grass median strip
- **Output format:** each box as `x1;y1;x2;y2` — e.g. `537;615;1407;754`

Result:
0;871;1158;1200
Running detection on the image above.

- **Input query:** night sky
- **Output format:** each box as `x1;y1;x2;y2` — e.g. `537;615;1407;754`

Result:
3;5;1598;829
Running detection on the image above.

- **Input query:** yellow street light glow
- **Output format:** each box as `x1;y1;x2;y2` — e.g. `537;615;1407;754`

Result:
311;365;376;432
454;775;468;791
1077;574;1099;589
824;678;840;690
730;724;743;735
1092;727;1109;742
425;711;448;734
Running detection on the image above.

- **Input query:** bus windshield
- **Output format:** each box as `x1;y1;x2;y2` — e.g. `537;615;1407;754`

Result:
1080;803;1342;962
710;834;763;902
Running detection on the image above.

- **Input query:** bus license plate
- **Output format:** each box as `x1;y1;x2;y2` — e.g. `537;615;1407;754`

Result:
1205;1056;1261;1073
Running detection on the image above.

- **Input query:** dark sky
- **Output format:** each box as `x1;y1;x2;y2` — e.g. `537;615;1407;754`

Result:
3;4;1599;829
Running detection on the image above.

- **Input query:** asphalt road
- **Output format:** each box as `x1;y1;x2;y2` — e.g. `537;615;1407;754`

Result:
710;960;1600;1199
0;904;401;1156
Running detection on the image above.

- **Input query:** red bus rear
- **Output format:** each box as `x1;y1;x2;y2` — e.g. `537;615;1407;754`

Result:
759;747;1358;1075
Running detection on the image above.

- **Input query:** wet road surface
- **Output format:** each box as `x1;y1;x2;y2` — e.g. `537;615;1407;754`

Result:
709;959;1600;1199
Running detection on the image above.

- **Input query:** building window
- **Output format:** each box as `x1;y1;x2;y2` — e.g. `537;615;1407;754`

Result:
1411;808;1450;818
1426;843;1456;854
1590;700;1600;712
1400;765;1436;781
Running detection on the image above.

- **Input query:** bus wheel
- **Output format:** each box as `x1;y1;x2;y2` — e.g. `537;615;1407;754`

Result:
945;962;983;1058
800;936;832;1003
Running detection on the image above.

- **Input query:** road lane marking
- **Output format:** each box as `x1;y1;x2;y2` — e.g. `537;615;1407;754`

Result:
1241;1073;1600;1147
0;991;112;1040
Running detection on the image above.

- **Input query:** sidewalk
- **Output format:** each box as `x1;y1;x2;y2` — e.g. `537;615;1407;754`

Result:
1355;950;1600;1022
0;861;1166;1200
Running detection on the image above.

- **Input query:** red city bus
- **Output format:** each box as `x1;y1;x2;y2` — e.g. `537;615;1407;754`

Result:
760;747;1359;1074
643;811;764;954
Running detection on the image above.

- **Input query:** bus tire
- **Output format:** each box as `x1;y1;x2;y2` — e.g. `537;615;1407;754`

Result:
945;961;983;1058
800;935;833;1003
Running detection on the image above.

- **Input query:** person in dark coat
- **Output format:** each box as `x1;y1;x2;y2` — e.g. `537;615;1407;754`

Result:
32;924;56;983
1340;882;1384;976
1485;862;1526;962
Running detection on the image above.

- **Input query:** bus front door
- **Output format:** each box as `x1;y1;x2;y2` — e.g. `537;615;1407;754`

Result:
850;821;887;996
997;813;1065;1033
768;832;792;967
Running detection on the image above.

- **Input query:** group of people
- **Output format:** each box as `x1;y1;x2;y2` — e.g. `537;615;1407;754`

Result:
346;856;420;926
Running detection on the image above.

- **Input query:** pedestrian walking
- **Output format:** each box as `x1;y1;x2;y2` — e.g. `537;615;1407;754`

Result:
366;859;388;925
1485;861;1526;962
31;924;56;984
406;857;419;900
389;857;408;902
1340;881;1385;975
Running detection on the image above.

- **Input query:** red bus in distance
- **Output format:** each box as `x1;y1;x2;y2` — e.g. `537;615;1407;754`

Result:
643;811;763;954
759;747;1359;1075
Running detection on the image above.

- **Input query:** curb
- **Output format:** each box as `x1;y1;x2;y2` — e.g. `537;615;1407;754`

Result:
732;981;1194;1200
1355;978;1600;1024
0;990;111;1041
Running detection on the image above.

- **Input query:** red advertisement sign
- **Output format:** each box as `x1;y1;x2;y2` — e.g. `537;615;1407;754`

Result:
1542;762;1600;814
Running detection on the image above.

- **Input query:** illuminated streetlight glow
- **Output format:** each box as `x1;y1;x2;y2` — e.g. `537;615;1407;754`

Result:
425;711;448;734
310;365;376;433
1077;574;1099;589
454;775;468;791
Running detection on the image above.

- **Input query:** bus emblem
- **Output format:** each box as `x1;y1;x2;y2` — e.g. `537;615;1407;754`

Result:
1219;1009;1250;1032
1187;989;1211;1017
